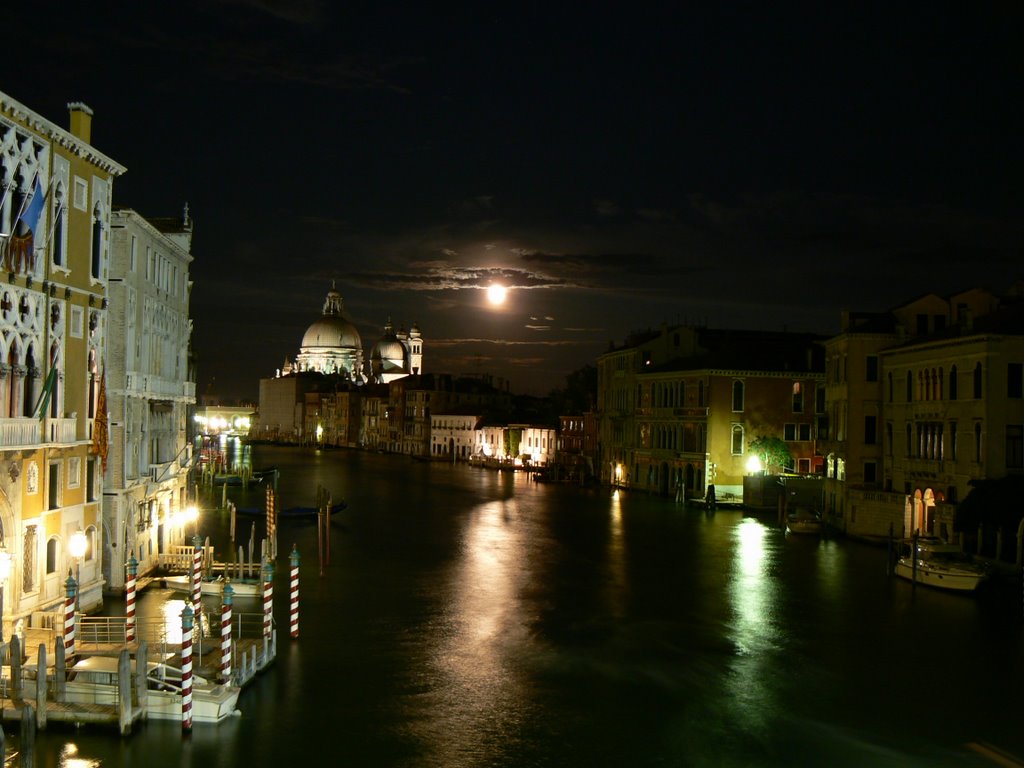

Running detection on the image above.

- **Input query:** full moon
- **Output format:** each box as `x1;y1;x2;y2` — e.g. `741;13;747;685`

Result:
487;284;508;305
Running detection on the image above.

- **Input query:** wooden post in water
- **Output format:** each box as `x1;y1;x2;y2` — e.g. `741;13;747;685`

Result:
10;634;22;701
911;532;918;592
136;640;149;721
54;635;66;702
220;582;234;684
20;704;34;764
325;496;332;566
181;605;195;733
191;536;203;620
64;570;78;660
317;505;325;577
290;545;300;639
35;642;47;730
126;555;138;643
887;523;893;576
118;648;132;736
262;558;274;639
221;481;227;510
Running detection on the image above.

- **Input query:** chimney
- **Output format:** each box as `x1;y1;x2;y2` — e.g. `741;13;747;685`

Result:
67;102;94;143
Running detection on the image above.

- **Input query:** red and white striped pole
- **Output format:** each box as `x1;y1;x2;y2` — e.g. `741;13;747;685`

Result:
220;582;234;684
125;555;138;644
63;570;78;658
289;544;300;639
262;558;274;639
191;535;203;620
181;604;194;733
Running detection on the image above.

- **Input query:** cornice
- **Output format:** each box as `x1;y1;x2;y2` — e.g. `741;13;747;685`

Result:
1;91;127;176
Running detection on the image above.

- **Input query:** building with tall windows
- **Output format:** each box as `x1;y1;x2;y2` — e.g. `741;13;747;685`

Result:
0;91;124;629
821;285;1024;542
103;206;196;591
597;324;826;503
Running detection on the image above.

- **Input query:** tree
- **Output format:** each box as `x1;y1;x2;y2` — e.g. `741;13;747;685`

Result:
748;436;793;475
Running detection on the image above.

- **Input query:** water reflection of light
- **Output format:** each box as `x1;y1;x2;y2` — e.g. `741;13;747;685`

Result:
726;519;780;737
421;497;529;762
60;742;100;767
607;488;626;618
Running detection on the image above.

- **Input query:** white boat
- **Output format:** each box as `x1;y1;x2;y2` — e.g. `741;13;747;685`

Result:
61;655;241;723
162;574;263;598
786;507;824;535
894;537;991;592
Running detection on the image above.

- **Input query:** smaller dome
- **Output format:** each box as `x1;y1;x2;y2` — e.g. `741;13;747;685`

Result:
373;336;408;368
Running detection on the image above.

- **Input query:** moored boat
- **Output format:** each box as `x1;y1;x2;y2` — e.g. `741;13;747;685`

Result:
53;655;241;723
786;507;824;535
894;536;991;592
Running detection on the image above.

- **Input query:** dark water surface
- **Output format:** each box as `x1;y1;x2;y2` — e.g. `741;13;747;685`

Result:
13;446;1024;767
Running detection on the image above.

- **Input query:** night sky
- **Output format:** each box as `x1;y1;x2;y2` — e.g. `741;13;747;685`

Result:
5;4;1022;401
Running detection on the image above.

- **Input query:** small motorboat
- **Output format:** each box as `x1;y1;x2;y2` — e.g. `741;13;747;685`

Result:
786;507;824;535
894;537;991;592
60;655;241;723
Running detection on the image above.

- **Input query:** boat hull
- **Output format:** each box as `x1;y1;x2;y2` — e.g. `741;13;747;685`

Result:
894;559;987;592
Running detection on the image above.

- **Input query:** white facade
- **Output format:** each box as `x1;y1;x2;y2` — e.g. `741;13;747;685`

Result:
104;207;195;590
431;413;480;459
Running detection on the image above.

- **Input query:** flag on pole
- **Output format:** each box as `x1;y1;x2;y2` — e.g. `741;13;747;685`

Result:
5;175;47;273
33;365;59;420
91;371;110;472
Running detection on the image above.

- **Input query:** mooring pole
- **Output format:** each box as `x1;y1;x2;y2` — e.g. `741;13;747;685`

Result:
290;545;300;640
126;555;138;643
181;604;195;733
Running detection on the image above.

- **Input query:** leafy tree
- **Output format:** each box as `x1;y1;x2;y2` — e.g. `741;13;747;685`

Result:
748;436;793;475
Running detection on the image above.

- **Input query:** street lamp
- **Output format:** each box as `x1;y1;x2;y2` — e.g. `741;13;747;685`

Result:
184;505;199;542
69;530;88;613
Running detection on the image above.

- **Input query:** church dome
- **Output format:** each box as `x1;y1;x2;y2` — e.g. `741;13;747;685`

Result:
372;337;407;365
301;288;361;350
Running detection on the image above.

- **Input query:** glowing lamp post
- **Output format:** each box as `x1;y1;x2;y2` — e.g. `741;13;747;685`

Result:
69;530;88;613
184;505;199;543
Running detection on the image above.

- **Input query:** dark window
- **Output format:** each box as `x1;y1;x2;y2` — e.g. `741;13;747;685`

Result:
906;371;913;402
888;371;893;402
815;385;825;413
916;314;928;335
799;423;811;441
1009;363;1023;398
48;464;60;510
87;458;96;502
864;416;877;445
46;538;59;575
975;422;983;462
864;461;877;484
1007;425;1023;469
732;380;744;412
731;425;743;455
949;365;958;400
866;356;878;382
974;363;983;398
951;422;958;461
792;382;803;412
784;424;796;441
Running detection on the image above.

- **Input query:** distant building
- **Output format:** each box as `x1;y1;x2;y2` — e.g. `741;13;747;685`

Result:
598;324;826;502
104;206;196;590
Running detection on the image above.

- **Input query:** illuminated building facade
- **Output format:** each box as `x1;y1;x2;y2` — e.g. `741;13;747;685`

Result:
104;207;196;589
598;324;825;502
822;286;1024;541
0;92;124;626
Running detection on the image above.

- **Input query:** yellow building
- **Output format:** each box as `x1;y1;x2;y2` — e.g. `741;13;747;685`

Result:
598;324;826;502
821;287;1024;542
1;91;125;630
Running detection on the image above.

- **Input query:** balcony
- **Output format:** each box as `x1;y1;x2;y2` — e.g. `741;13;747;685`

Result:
46;417;77;444
125;372;197;401
0;417;41;449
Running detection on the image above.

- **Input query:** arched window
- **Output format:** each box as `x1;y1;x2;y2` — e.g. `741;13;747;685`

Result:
888;371;894;402
973;362;983;398
52;182;67;268
46;536;59;575
974;422;983;462
949;365;958;400
732;380;744;412
731;424;744;455
906;371;913;402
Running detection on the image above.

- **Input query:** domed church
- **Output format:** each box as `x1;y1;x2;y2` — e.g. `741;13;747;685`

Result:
293;285;367;382
370;318;423;383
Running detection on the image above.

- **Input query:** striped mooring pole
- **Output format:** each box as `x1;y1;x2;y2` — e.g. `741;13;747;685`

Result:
262;559;274;639
63;570;78;658
181;604;195;733
191;535;203;619
125;555;138;643
289;544;300;639
220;582;234;684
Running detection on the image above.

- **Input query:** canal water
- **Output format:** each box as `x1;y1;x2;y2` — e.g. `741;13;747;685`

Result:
10;445;1024;767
